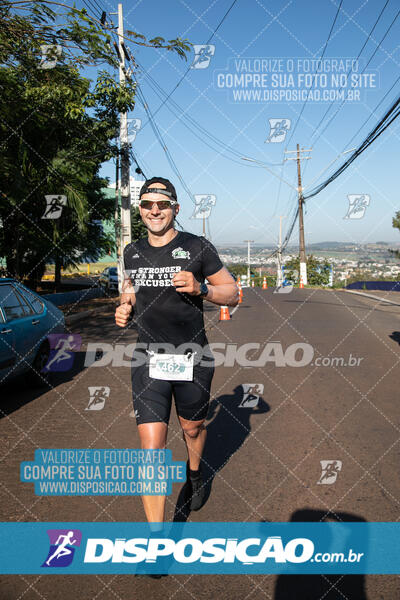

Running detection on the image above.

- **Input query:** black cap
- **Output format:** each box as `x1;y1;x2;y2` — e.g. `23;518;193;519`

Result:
139;177;177;201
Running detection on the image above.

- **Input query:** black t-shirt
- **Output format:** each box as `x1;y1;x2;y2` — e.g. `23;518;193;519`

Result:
123;230;223;348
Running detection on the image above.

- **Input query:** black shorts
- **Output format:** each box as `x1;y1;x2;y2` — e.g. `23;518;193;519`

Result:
131;350;215;425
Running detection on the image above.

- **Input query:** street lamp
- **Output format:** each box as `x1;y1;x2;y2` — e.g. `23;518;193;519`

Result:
243;240;254;284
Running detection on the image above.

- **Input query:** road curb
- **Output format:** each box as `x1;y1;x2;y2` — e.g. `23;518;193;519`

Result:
339;289;400;307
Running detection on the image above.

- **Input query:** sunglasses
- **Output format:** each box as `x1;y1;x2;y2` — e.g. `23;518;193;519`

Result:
139;200;176;210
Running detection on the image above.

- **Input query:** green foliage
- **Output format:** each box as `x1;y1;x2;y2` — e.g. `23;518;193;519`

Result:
284;255;332;286
131;208;147;242
391;210;400;259
227;264;249;277
0;2;190;288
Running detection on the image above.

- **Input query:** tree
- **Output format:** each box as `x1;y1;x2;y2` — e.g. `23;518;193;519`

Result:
283;255;331;286
391;211;400;259
131;208;147;242
0;2;190;288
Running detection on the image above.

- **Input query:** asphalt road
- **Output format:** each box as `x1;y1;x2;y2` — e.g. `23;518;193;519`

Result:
1;288;399;599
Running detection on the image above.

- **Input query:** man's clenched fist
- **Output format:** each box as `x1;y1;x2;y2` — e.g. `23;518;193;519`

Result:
115;302;133;327
172;270;201;295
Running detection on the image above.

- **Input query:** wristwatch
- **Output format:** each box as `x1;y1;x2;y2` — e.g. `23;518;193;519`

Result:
199;282;209;297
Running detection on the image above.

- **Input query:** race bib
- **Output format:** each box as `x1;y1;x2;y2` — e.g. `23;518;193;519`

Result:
149;352;194;381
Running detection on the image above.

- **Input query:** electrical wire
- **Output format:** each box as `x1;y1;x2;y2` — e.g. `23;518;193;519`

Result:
343;71;400;150
147;0;239;122
311;3;400;146
134;83;196;204
303;92;400;200
285;0;343;149
136;63;283;167
68;2;286;173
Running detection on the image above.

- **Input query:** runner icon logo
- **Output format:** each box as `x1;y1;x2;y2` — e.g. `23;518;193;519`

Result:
42;529;82;568
43;334;82;372
41;195;67;219
239;383;264;408
191;44;215;69
191;195;217;220
86;386;110;411
317;460;342;485
265;118;291;143
344;194;370;219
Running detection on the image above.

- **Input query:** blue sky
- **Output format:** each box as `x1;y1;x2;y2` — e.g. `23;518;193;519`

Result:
79;0;400;246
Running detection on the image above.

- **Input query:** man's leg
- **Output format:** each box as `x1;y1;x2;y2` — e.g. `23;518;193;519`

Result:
137;422;168;523
178;417;207;470
178;417;208;511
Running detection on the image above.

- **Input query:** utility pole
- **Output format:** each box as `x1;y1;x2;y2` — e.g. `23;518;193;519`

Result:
114;153;120;259
276;215;286;287
243;240;253;283
284;145;312;286
110;3;132;290
118;3;131;254
296;143;307;286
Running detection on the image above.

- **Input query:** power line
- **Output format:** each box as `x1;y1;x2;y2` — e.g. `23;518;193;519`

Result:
281;4;398;249
137;64;283;168
285;0;343;149
310;0;390;143
134;82;196;204
311;3;400;146
67;3;286;175
343;71;400;150
147;0;239;122
303;92;400;200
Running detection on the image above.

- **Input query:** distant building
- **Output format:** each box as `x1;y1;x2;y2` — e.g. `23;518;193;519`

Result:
106;176;145;207
97;177;146;263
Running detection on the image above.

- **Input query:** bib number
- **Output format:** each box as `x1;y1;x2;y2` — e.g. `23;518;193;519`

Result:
149;353;194;381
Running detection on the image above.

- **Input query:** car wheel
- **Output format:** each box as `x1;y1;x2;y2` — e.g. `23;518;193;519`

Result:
26;340;51;388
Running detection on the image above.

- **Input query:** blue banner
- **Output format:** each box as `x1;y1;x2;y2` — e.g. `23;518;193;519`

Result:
20;449;186;496
0;522;399;574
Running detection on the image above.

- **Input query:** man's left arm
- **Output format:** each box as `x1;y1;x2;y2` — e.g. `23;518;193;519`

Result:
173;267;239;306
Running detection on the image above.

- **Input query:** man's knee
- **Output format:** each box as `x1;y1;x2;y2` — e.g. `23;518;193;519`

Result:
182;422;205;439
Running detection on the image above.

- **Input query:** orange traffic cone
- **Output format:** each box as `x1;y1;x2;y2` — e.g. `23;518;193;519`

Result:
262;276;268;290
251;280;255;288
219;305;230;321
299;275;304;289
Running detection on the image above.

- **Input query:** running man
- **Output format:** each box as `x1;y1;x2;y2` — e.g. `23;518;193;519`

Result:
45;531;76;565
115;177;238;525
44;335;75;371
